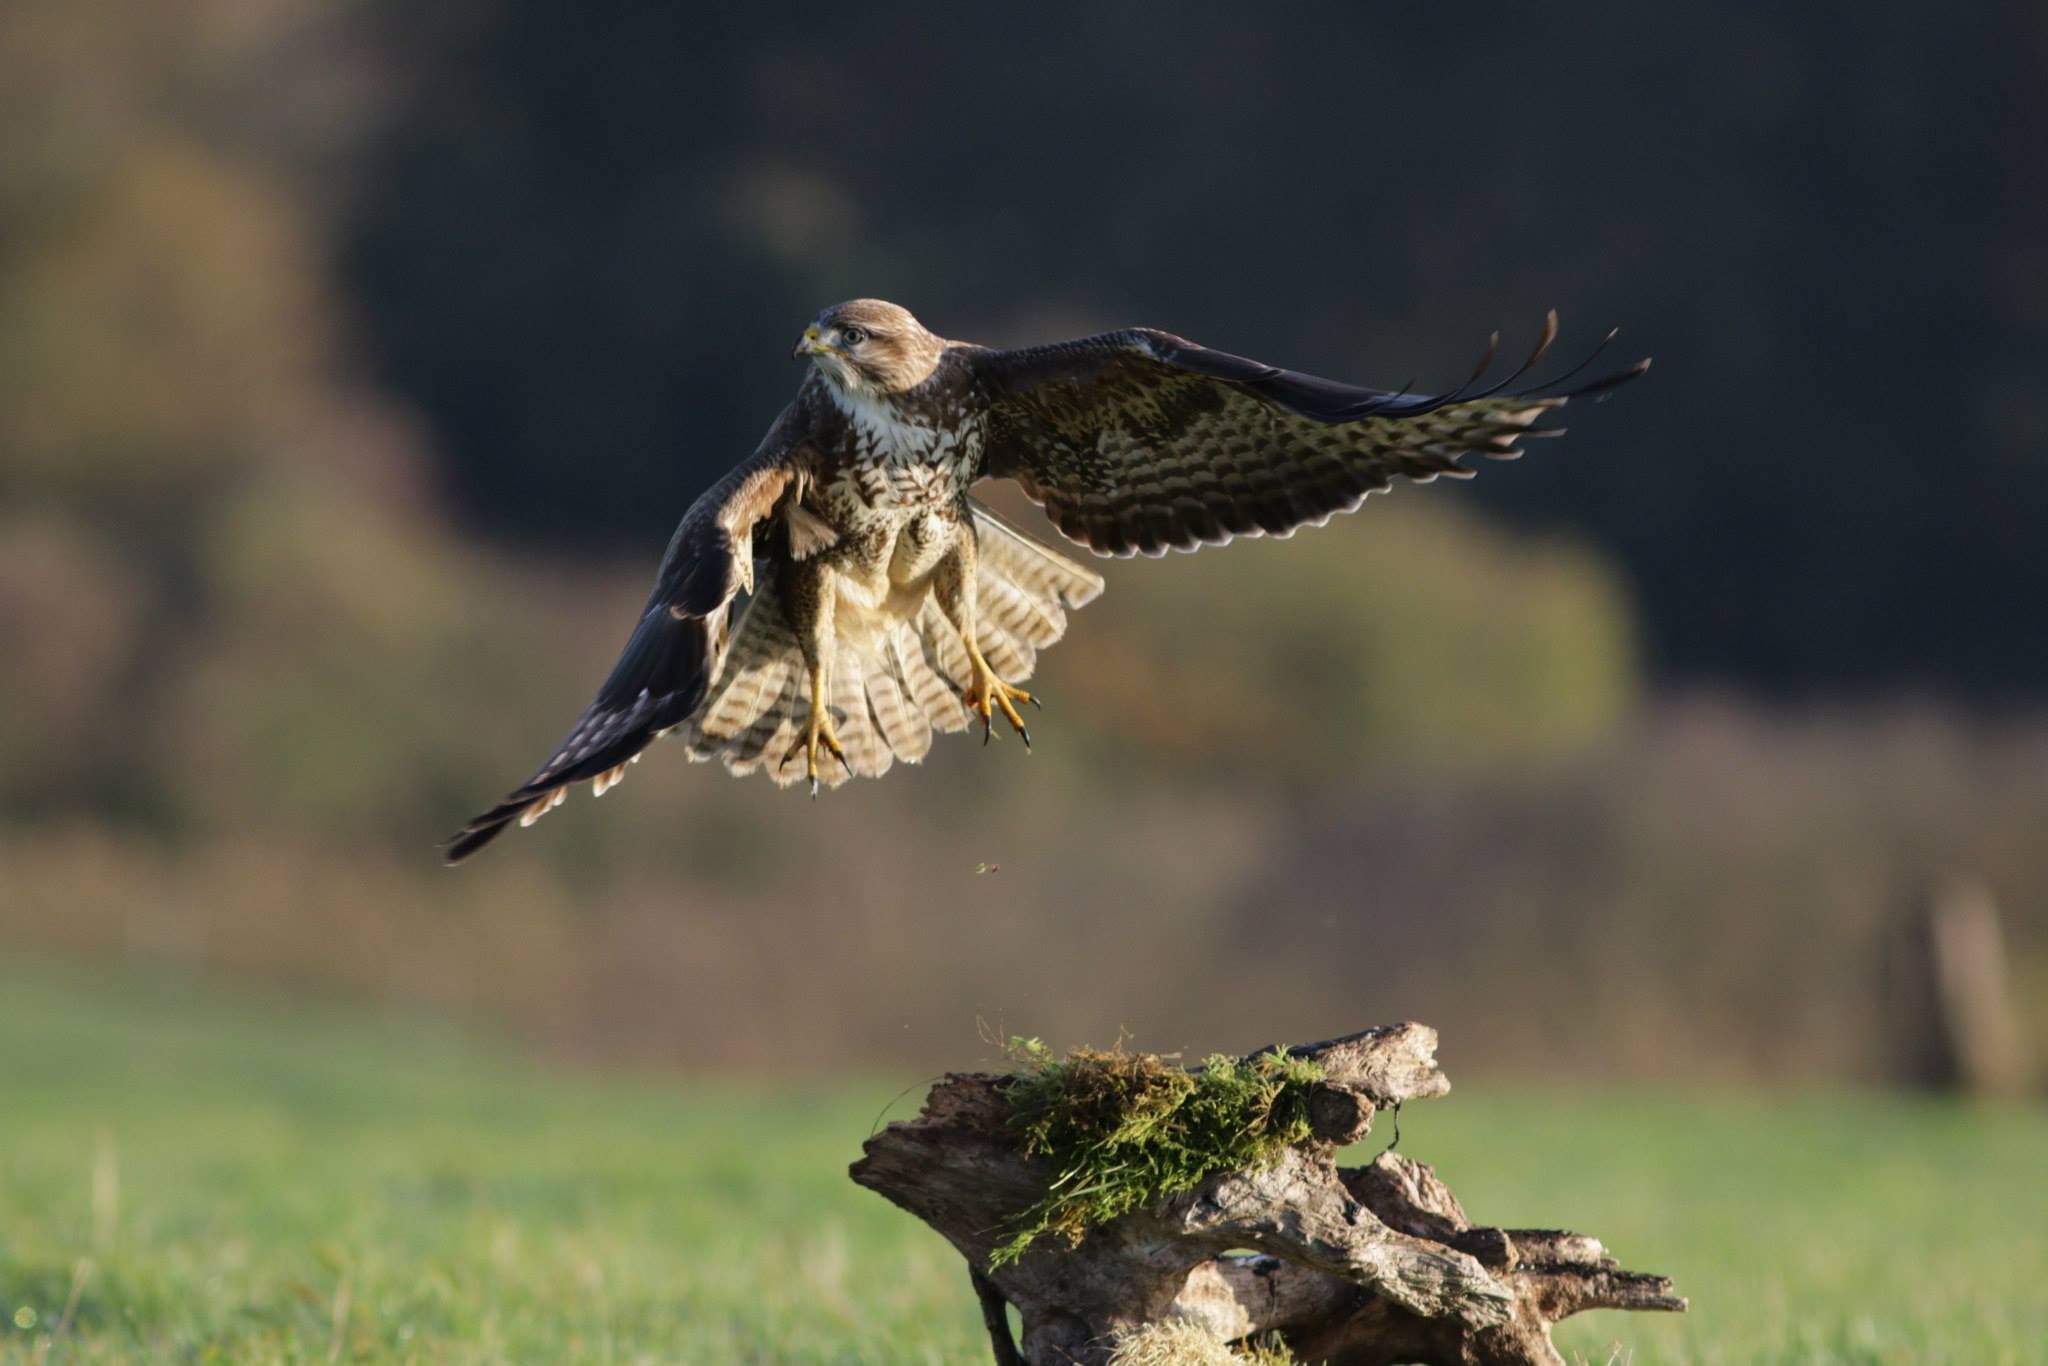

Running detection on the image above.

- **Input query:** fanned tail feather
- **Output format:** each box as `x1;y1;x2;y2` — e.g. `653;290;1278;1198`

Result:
970;500;1107;620
827;637;891;782
679;502;1103;788
863;651;931;762
890;625;970;735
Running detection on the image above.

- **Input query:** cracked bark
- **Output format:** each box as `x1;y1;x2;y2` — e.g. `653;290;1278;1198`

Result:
850;1023;1684;1365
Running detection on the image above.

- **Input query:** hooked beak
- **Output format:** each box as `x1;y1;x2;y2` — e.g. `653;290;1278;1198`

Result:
793;324;833;360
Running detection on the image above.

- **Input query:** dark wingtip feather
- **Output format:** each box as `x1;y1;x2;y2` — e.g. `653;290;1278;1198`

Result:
1507;315;1651;402
1463;331;1502;390
1567;353;1653;402
1407;311;1571;415
443;809;521;865
442;604;720;865
1536;309;1562;363
443;781;570;863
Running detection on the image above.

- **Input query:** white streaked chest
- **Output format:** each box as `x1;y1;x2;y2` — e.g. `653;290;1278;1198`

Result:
826;385;983;509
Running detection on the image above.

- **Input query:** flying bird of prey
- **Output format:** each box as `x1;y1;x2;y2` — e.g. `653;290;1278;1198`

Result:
446;300;1646;861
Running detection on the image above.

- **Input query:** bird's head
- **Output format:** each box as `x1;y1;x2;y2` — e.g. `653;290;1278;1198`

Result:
794;299;945;396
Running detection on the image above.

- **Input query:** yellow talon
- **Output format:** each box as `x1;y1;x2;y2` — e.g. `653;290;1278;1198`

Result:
781;667;850;796
965;642;1035;749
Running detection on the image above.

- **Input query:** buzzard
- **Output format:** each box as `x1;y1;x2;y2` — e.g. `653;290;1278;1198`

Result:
446;300;1646;861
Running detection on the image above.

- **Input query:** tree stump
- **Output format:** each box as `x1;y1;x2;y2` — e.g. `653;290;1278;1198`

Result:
851;1024;1685;1365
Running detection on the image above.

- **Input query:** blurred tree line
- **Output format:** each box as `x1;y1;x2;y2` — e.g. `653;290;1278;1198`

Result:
2;0;2043;1081
0;0;1645;845
343;1;2048;697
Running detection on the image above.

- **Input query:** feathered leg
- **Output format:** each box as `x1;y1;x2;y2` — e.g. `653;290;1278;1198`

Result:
777;556;850;795
934;523;1035;747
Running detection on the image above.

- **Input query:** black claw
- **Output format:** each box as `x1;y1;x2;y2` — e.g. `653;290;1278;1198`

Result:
982;717;994;746
834;747;853;778
1018;725;1032;750
809;773;819;799
1027;694;1042;712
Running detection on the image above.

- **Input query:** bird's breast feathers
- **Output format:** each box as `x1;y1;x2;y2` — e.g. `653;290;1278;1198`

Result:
820;381;984;512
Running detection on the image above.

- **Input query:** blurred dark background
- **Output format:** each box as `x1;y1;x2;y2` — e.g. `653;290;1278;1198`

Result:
3;1;2043;1084
347;2;2047;695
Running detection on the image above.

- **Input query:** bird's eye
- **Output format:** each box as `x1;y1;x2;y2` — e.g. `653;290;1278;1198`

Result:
840;325;868;346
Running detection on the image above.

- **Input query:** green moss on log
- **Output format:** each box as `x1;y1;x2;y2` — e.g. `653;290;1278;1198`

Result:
991;1040;1326;1269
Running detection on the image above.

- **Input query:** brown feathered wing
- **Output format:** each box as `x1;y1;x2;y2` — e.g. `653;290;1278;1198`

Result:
971;313;1647;558
443;408;807;862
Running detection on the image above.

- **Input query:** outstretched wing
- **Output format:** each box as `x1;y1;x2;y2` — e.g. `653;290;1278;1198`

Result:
444;407;809;863
971;314;1647;558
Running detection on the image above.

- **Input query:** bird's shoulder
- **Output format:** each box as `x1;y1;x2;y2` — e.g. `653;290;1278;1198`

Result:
907;348;993;426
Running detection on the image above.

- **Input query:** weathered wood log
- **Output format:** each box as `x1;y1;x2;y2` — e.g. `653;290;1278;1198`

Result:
851;1024;1684;1365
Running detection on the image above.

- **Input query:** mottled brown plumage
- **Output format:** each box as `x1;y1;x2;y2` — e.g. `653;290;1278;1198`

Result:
446;300;1645;861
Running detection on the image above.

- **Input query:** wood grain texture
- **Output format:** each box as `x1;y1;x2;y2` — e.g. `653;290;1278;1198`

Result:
851;1025;1683;1365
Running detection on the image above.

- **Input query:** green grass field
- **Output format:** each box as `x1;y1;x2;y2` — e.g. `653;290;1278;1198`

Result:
3;970;2043;1364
